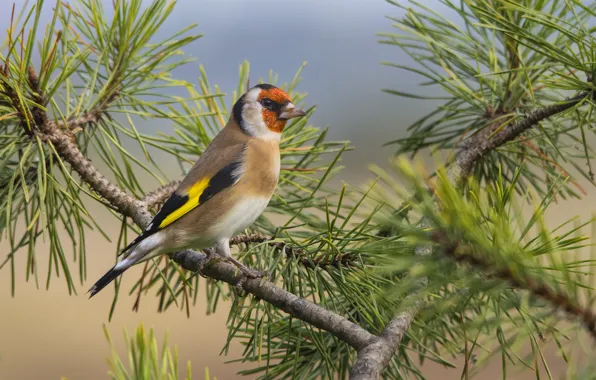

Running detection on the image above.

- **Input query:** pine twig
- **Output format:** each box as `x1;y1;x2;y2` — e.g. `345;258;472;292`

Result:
350;91;592;379
430;230;596;340
455;92;590;178
141;180;182;209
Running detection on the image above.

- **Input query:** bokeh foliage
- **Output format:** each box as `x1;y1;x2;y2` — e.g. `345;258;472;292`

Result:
103;323;197;380
368;157;596;378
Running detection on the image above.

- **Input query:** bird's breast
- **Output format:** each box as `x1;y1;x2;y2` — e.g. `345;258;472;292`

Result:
201;139;280;240
242;139;280;196
207;196;271;239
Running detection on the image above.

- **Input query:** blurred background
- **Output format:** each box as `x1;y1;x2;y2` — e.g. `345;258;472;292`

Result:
0;0;589;378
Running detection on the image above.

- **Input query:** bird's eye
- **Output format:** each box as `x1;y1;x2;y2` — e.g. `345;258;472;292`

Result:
260;98;274;110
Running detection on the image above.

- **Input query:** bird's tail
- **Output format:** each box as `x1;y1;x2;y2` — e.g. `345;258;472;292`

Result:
89;233;162;298
88;265;128;298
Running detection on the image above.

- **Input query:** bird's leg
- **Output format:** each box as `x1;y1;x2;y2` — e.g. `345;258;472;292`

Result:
203;247;215;260
196;247;216;276
214;239;268;289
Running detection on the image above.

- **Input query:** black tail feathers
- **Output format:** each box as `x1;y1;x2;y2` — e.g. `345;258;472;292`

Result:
88;266;126;298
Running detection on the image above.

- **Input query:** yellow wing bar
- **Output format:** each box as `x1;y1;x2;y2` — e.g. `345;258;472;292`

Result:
158;177;210;229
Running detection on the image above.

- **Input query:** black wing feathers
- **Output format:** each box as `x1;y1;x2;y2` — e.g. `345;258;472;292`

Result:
199;160;242;203
118;157;243;256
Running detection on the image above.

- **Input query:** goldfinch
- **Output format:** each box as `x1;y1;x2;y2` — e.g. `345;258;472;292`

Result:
89;84;306;297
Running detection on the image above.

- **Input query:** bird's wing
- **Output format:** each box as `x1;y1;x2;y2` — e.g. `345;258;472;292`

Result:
120;134;247;255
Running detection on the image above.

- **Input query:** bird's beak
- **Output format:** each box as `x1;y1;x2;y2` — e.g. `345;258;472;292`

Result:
278;103;307;120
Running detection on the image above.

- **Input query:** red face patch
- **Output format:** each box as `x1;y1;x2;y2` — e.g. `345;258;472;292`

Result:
258;88;293;133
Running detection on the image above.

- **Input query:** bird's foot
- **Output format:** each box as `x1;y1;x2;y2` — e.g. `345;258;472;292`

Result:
196;248;216;276
227;257;269;290
240;266;269;279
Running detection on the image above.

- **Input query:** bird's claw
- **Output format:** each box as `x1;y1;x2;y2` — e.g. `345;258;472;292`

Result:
235;276;247;291
234;269;269;292
197;248;216;277
228;260;269;291
241;267;269;279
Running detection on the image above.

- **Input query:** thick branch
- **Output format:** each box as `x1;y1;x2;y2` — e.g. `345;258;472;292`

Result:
349;91;592;379
349;303;419;379
170;249;374;349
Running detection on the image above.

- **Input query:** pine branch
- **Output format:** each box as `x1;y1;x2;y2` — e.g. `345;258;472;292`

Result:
22;69;150;218
430;230;596;340
141;180;182;209
2;66;125;205
350;91;593;379
455;91;591;179
20;75;376;349
349;304;418;379
170;249;374;349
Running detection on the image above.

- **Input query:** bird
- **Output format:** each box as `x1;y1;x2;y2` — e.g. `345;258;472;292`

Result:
88;84;307;297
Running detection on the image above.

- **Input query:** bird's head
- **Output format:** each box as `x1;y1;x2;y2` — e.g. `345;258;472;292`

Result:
233;84;306;140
